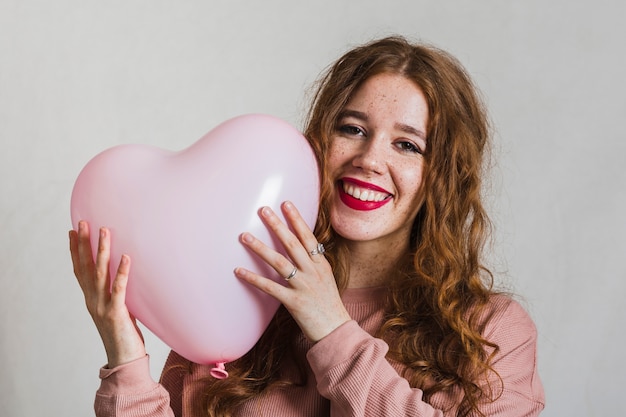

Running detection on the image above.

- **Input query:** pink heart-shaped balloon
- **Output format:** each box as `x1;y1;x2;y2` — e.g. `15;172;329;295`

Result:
71;114;319;377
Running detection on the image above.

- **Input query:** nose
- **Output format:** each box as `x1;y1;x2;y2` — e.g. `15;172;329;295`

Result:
352;137;386;174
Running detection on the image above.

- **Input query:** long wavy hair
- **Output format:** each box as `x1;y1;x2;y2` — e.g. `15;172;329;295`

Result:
183;36;501;416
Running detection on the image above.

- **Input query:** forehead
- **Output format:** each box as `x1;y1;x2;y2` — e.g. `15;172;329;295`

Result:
343;73;429;129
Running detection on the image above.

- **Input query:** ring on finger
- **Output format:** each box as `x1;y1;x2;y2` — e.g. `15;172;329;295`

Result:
284;266;298;281
309;243;326;256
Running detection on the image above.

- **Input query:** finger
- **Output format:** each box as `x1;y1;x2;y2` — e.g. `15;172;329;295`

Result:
257;206;311;268
240;232;297;281
70;228;92;296
281;201;324;262
234;266;292;301
76;221;96;282
95;227;112;294
110;255;131;310
69;229;80;277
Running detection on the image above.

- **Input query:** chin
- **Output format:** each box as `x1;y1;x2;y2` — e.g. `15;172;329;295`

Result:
330;215;375;242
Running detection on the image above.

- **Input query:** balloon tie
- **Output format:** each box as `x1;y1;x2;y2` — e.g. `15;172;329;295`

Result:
210;362;229;379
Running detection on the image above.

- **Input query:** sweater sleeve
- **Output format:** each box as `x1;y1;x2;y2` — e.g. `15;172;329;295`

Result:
307;320;444;417
306;298;545;417
477;298;545;416
94;355;175;417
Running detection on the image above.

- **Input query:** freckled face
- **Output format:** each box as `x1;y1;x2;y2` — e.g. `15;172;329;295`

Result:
327;73;428;248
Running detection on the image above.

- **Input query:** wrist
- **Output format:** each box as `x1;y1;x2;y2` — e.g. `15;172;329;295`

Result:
106;353;146;369
105;345;147;369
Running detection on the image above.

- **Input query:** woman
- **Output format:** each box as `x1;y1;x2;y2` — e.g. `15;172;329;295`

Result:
70;36;545;416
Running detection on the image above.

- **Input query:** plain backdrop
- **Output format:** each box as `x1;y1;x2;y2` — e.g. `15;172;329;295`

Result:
1;1;624;416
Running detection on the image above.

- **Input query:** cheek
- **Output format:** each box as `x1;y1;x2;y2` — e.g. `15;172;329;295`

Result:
325;140;347;175
397;162;426;204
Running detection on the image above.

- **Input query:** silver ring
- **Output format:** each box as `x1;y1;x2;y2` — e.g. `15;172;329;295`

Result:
309;243;326;256
284;267;298;281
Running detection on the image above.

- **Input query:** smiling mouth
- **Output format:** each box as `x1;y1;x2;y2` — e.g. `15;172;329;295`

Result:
338;178;392;211
342;181;389;202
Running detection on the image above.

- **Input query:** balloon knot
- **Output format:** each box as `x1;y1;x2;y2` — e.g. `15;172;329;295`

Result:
210;362;228;379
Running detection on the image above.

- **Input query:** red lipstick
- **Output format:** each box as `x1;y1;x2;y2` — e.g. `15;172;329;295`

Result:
338;178;392;211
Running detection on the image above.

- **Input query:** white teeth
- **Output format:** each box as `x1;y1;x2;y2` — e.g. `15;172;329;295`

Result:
343;183;389;202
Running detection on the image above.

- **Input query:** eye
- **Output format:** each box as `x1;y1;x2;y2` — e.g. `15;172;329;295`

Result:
396;140;423;154
338;124;366;137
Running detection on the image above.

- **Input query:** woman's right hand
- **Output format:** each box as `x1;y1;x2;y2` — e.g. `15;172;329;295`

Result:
69;221;146;368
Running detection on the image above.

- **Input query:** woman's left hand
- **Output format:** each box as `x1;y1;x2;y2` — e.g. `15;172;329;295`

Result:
234;201;351;343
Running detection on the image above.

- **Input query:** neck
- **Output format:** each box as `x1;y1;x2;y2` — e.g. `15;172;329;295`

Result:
344;238;411;289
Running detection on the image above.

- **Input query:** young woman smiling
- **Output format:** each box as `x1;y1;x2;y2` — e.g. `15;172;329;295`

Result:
70;36;545;416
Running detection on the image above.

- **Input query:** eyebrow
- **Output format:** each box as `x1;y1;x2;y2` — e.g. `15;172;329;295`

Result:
338;109;427;141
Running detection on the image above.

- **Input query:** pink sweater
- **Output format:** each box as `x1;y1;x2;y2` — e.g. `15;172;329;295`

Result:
95;288;545;416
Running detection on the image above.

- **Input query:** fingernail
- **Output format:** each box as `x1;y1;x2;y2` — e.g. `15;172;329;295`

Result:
283;201;293;210
100;228;106;239
261;206;272;217
241;233;254;244
121;255;129;265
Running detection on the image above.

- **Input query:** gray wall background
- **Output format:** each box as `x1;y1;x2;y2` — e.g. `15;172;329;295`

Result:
1;1;624;416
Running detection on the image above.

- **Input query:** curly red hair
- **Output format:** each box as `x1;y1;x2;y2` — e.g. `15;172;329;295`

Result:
175;36;501;417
